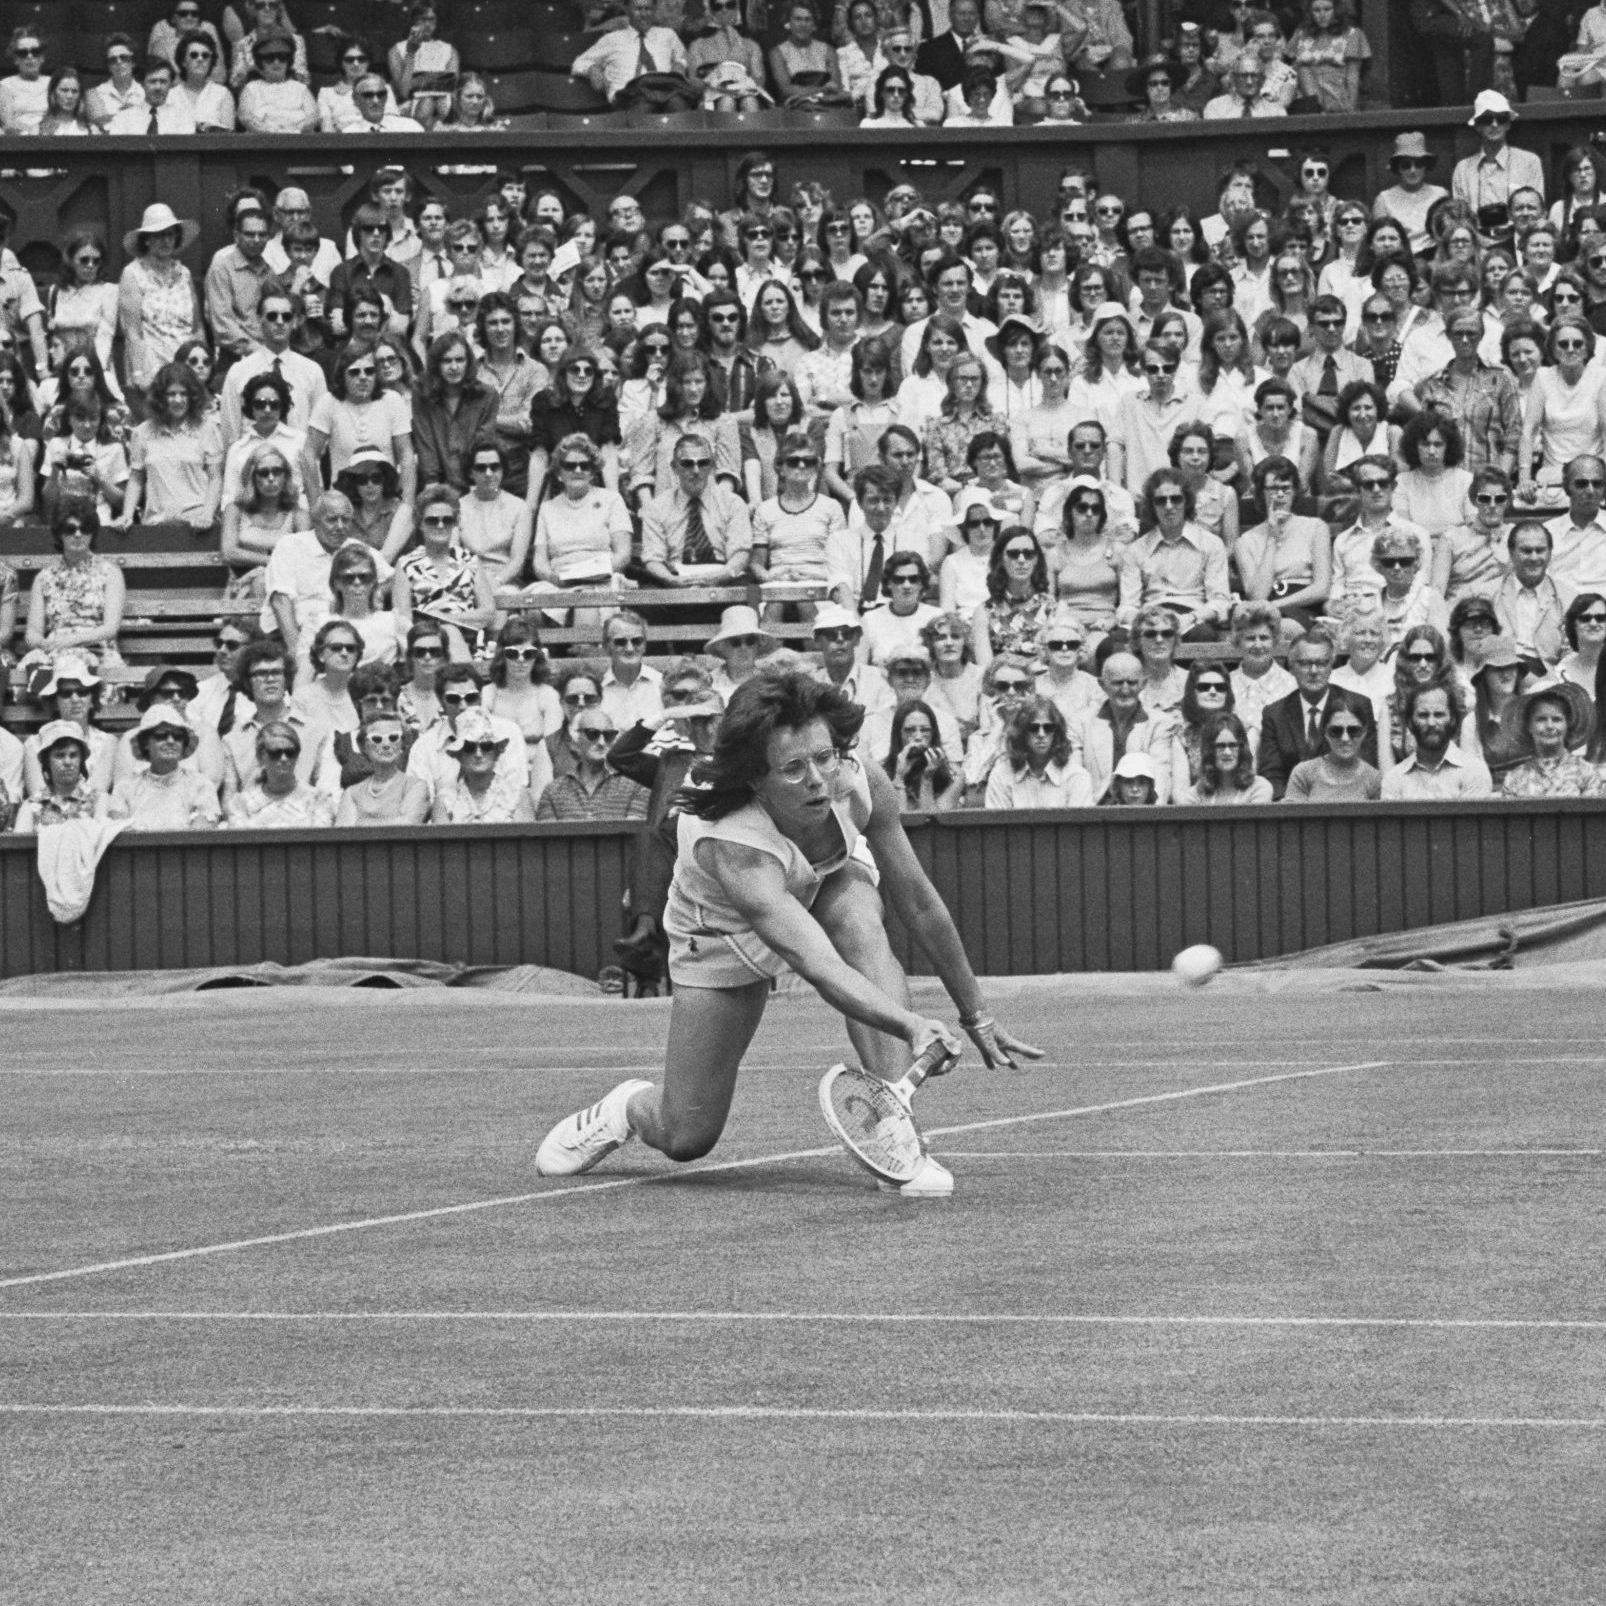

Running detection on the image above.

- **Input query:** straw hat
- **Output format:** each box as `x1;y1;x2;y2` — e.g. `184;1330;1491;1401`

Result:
706;604;778;658
122;203;201;256
135;664;199;711
1471;634;1521;672
1517;681;1593;748
132;702;198;760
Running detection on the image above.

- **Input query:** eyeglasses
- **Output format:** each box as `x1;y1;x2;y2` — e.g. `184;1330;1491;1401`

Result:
1475;113;1511;126
14;46;41;58
1326;723;1363;738
1555;338;1588;352
773;746;842;784
1396;158;1427;171
259;52;293;64
1195;681;1228;694
343;52;369;64
1139;627;1178;639
558;460;593;474
1578;611;1606;624
1356;477;1393;491
563;690;601;706
456;740;500;756
441;690;481;707
577;727;616;743
261;747;298;760
608;636;646;650
1473;492;1510;505
363;731;404;748
1142;365;1175;378
214;635;248;650
1002;546;1036;561
1151;493;1186;507
676;457;713;471
411;644;445;659
1023;721;1058;734
993;678;1031;694
1362;312;1394;324
261;308;294;324
1571;477;1606;489
254;466;288;479
249;666;286;681
1402;648;1438;661
1313;317;1344;330
421;514;456;528
1378;557;1417;569
782;455;819;468
1044;638;1083;651
345;365;377;379
640;341;671;355
250;395;284;411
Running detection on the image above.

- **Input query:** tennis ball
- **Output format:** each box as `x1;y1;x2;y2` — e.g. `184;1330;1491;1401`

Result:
1172;944;1223;988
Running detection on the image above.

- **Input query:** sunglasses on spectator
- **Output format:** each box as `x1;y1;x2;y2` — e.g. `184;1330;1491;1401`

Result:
411;644;445;658
457;740;500;756
1579;611;1606;624
14;45;41;58
1473;492;1509;505
1023;721;1057;734
994;678;1031;693
214;635;248;650
502;646;543;661
1327;722;1364;738
261;746;298;760
1356;477;1392;491
1556;338;1588;351
343;53;368;65
421;514;456;528
364;731;404;747
782;455;819;467
676;456;713;470
722;634;760;648
577;726;616;742
1402;648;1438;661
1396;158;1426;170
1139;627;1177;639
1379;557;1418;569
1044;638;1082;651
346;365;377;378
442;690;482;706
1313;317;1344;329
558;459;593;473
1196;680;1228;693
1571;476;1606;488
563;689;601;705
1002;546;1036;560
815;627;859;642
249;666;286;679
1151;492;1186;506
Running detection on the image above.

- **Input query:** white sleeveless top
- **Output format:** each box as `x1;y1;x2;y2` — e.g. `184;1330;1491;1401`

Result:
663;758;874;985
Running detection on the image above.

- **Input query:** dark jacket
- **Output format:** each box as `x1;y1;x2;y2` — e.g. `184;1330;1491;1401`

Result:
411;385;499;494
1255;685;1378;799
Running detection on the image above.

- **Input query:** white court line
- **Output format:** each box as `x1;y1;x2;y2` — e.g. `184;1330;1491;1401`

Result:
3;1311;1601;1331
942;1149;1605;1159
1;1403;1599;1430
0;1059;1388;1293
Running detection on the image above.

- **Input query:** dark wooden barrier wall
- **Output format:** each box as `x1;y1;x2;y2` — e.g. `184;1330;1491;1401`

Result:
4;102;1605;286
0;802;1595;979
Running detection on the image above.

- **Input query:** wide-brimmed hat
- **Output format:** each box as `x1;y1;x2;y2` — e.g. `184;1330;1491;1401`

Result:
123;203;201;256
810;602;863;636
1468;633;1518;672
1388;131;1437;171
133;701;198;759
445;707;508;754
1087;300;1137;339
136;664;199;711
1469;89;1515;127
36;719;90;760
1126;53;1186;98
883;644;932;669
706;605;778;658
994;312;1044;350
1518;681;1593;748
1112;752;1158;782
38;654;101;699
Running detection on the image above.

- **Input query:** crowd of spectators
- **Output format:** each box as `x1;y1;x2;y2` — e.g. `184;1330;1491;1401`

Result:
0;2;1602;840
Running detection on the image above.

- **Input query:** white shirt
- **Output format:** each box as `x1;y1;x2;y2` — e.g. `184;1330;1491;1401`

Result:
107;97;196;134
600;663;664;728
218;347;329;445
406;713;531;804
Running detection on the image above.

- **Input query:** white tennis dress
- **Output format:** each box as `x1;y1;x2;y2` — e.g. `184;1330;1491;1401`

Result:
664;758;874;987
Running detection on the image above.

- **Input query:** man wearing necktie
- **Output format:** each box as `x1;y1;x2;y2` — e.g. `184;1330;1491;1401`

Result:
1254;631;1378;798
573;0;692;106
640;434;753;592
1291;297;1373;439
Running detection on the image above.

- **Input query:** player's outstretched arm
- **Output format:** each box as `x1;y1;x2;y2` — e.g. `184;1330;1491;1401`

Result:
703;837;958;1058
860;761;1044;1069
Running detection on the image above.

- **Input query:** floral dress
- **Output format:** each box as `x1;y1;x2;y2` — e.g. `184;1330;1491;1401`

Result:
983;591;1054;660
37;555;121;662
122;258;196;390
24;782;99;827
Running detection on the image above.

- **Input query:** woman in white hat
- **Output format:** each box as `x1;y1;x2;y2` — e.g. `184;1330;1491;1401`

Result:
704;604;777;701
431;706;534;824
15;721;108;831
22;654;117;797
107;704;222;830
115;204;202;400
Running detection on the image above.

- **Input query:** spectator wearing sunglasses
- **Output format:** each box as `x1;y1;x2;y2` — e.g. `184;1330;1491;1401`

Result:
1282;700;1383;802
1116;468;1229;642
150;4;227;82
407;661;531;807
228;1;308;89
218;289;327;448
432;707;538;824
340;69;423;134
86;35;147;129
533;703;648;823
641;431;753;587
221;642;322;798
0;27;48;135
225;719;335;827
235;29;315;132
1542;456;1606;597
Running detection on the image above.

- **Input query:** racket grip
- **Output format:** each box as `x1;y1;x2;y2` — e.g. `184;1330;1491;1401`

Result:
906;1042;957;1090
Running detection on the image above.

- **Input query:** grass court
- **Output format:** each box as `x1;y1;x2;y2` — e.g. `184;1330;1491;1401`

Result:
3;981;1602;1603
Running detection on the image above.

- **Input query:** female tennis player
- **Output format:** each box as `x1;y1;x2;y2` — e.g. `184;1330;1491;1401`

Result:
535;669;1042;1194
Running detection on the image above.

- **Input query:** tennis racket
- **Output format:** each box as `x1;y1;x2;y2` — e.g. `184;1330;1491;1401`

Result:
818;1042;957;1185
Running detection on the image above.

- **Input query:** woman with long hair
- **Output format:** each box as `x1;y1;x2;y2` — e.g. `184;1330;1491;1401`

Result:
1067;304;1142;437
627;351;742;508
1233;455;1330;633
822;337;899;504
482;614;562;766
119;361;222;530
305;342;417;504
412;331;499;495
745;277;820;371
742;370;814;507
984;695;1093;808
1175;661;1237;785
894;312;965;438
1179;711;1272;804
221;439;306;605
49;233;118;372
1196;310;1266;442
883;698;962;811
851;258;899;342
38;66;93;134
922;354;998;494
971;524;1052;669
395;484;497;659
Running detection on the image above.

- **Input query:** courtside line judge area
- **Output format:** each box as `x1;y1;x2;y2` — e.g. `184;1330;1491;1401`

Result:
3;983;1601;1604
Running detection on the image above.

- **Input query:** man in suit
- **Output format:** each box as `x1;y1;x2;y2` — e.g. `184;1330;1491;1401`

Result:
1256;630;1378;799
915;0;986;91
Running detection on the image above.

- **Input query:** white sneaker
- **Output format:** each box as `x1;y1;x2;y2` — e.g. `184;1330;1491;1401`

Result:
535;1079;653;1176
877;1154;954;1198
